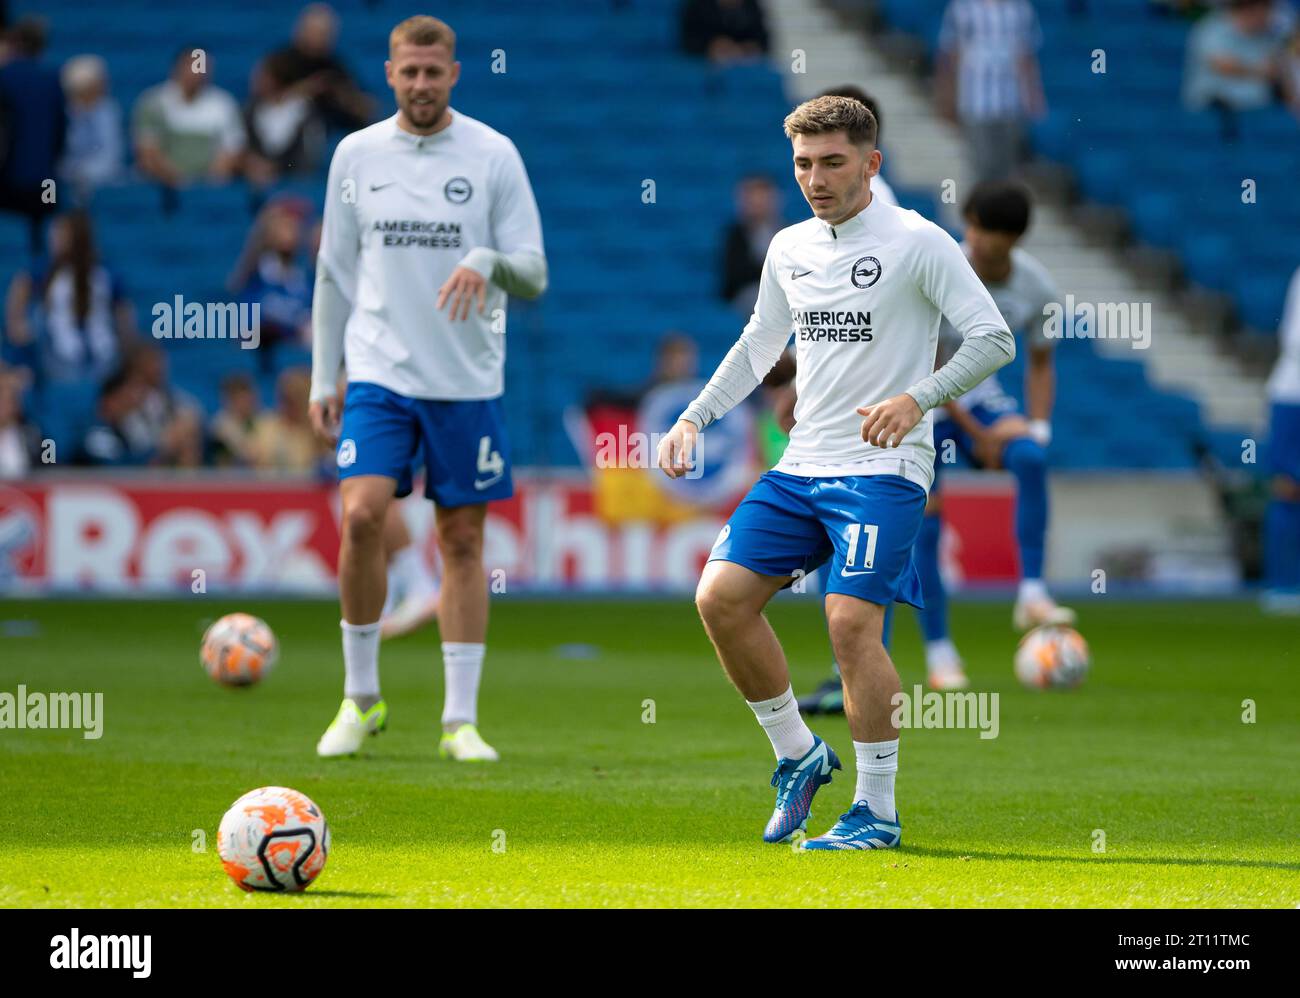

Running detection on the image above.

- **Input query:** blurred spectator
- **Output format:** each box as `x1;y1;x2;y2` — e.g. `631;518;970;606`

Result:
936;0;1046;183
587;332;700;412
120;343;203;467
75;368;151;465
264;4;375;133
1150;0;1214;18
652;333;699;387
227;196;314;363
208;371;263;467
4;210;135;384
719;174;782;312
243;50;326;186
758;349;796;467
0;366;40;478
248;367;323;471
132;46;245;187
1279;26;1300;115
1183;0;1293;112
0;17;66;254
58;54;125;197
680;0;770;62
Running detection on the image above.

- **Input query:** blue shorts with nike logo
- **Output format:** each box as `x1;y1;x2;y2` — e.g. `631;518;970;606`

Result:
709;470;926;608
336;381;512;507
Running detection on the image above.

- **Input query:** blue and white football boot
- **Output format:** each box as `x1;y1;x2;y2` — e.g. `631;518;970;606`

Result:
803;800;902;850
762;735;841;843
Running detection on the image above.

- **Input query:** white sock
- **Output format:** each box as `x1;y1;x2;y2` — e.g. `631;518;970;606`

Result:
391;544;438;599
854;739;899;821
925;638;960;673
1018;577;1048;604
341;619;381;701
747;685;814;760
442;642;485;727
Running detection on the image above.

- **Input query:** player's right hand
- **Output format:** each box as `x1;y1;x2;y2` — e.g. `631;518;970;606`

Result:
656;419;700;479
309;396;342;445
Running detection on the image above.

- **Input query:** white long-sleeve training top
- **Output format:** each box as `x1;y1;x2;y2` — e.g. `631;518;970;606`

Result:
310;110;546;403
680;193;1014;492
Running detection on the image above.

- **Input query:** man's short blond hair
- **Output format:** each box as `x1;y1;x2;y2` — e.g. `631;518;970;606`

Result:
783;95;877;147
389;15;455;57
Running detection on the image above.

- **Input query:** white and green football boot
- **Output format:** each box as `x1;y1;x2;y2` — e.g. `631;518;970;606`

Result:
439;723;499;762
316;698;388;758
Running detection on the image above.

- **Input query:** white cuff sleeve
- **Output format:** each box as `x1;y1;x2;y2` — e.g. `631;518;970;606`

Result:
459;247;548;300
310;267;349;403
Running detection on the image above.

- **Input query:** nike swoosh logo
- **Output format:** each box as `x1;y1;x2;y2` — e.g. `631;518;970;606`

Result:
791;269;814;280
840;568;875;577
370;182;395;192
875;751;896;759
770;697;793;712
473;474;503;491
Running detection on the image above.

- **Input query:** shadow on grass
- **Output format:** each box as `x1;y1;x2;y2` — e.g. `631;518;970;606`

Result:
898;844;1300;873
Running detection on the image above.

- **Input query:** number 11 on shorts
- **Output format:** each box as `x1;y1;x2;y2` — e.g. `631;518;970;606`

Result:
845;522;879;571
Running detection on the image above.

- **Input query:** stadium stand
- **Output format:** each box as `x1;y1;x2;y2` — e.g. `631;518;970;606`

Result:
5;0;1288;473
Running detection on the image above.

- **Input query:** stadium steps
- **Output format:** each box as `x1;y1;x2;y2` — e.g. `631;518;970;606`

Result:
772;0;1269;453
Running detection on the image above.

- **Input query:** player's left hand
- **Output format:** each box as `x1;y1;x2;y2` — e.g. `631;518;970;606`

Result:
437;266;488;321
858;394;924;449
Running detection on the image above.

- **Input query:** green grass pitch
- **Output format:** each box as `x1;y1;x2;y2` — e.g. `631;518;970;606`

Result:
0;596;1296;908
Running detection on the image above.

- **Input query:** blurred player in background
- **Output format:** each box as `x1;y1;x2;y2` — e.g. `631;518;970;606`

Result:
801;180;1072;709
380;500;441;638
308;15;546;761
658;96;1013;849
1263;263;1300;613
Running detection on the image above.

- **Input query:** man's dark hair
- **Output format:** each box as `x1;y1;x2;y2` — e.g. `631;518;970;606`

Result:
100;368;132;401
8;16;47;57
963;181;1033;236
817;84;882;140
784;95;877;148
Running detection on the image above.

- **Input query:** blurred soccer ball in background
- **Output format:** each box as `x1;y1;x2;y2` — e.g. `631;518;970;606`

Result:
200;613;278;686
1014;625;1090;690
217;786;329;892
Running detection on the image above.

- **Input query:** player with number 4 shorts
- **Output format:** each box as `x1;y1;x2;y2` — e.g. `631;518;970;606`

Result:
657;96;1013;849
308;15;546;762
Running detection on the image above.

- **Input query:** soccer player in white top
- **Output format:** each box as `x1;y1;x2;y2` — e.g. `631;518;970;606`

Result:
1263;263;1300;613
801;182;1073;708
308;16;546;761
656;97;1013;849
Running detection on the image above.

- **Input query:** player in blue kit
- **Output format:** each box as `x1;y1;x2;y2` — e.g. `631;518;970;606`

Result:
1263;263;1300;614
308;15;546;760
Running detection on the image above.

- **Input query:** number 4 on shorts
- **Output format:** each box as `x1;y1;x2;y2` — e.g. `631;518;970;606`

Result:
477;436;504;478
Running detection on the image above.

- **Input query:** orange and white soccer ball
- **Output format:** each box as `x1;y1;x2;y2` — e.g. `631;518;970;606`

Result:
201;613;277;686
218;786;329;892
1014;625;1090;689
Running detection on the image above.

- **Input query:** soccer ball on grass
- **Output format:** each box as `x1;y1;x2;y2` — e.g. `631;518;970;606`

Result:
201;613;277;686
1014;625;1090;690
217;786;329;892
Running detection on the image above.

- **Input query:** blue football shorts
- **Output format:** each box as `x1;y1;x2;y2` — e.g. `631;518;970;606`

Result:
708;469;927;607
336;381;512;507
